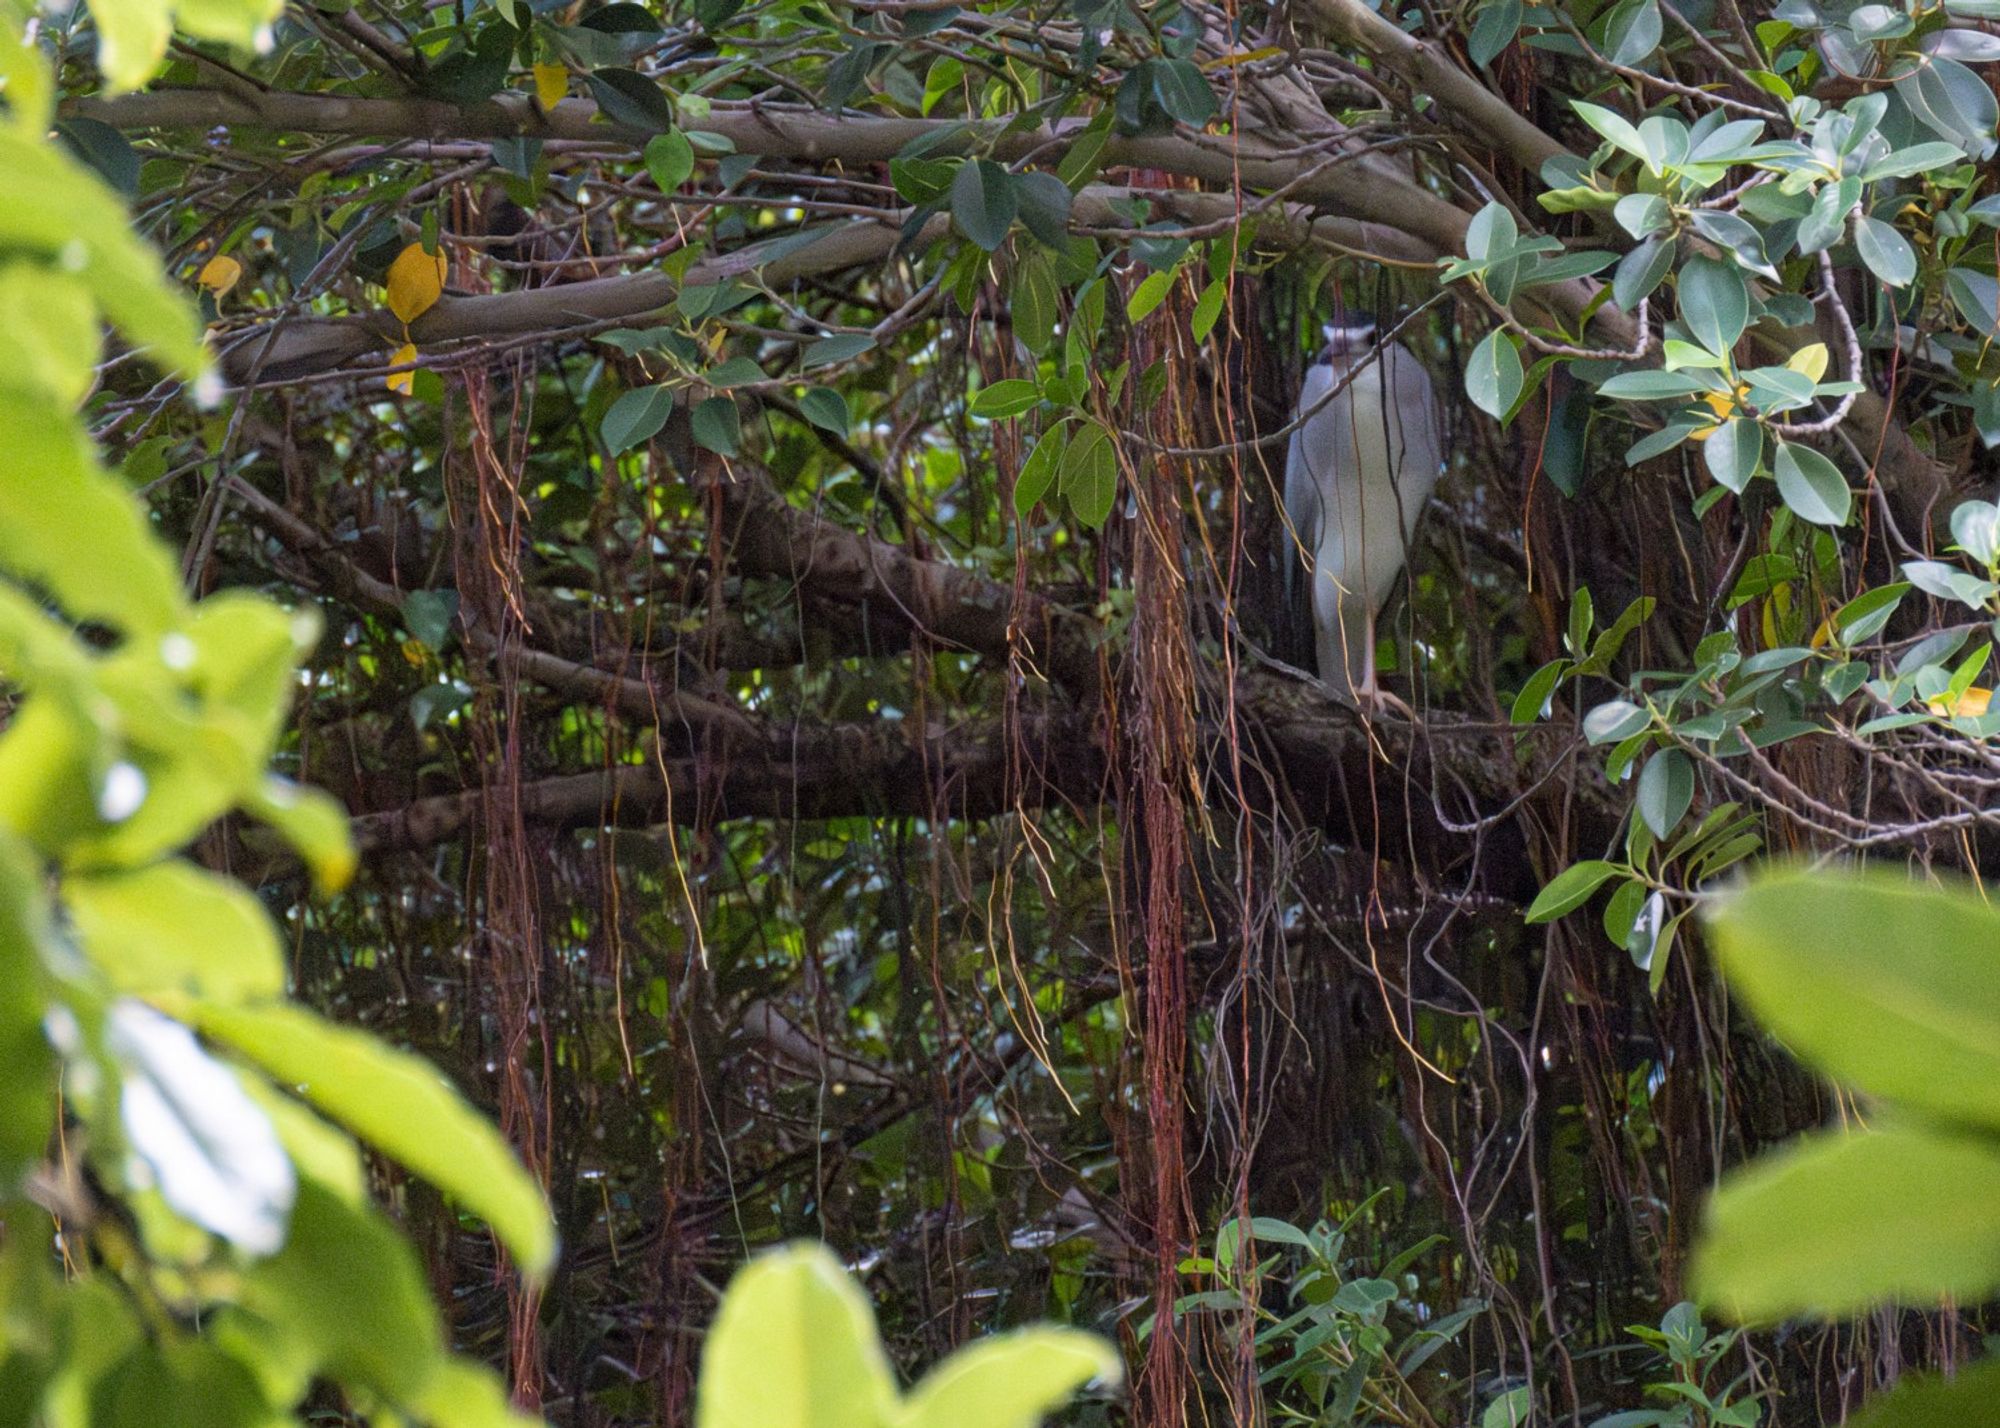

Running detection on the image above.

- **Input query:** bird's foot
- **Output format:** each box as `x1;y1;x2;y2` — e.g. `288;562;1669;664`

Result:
1349;681;1417;724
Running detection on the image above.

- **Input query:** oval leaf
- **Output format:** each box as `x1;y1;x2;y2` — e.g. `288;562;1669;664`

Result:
1774;441;1851;526
1705;866;2000;1130
696;1244;897;1428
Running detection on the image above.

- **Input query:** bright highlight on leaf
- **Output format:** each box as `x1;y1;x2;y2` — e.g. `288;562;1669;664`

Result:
197;253;242;297
386;243;447;325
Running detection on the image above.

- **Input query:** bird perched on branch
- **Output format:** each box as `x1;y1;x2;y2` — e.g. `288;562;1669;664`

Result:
1282;322;1445;711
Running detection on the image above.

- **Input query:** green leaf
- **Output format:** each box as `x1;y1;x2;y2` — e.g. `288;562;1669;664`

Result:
1469;0;1523;67
1059;420;1118;528
1773;442;1850;526
402;588;459;650
801;333;875;369
1126;270;1175;322
587;67;677;133
1861;141;1968;181
1706;867;2000;1131
601;385;675;457
1013;424;1065;517
189;1001;557;1278
1572;101;1649;161
1010;254;1058;355
950;158;1016;252
0;835;51;1183
1190;279;1227;343
1636;748;1693;838
798;386;848;434
0;401;184;636
1703;417;1761;494
970;380;1041;419
1013;171;1074;249
1465;329;1524;421
243;1178;443;1399
1845;1363;2000;1428
1678;256;1748;358
1598;370;1712;400
1947;267;2000;340
1584;698;1651;744
644;130;695;191
894;1329;1119;1428
1605;0;1662;65
1511;659;1567;724
695;1244;898;1428
1692;1123;2000;1323
1853;216;1916;287
1150;58;1217;127
1613;234;1675;312
1525;860;1623;923
691;396;741;456
67;859;284;1003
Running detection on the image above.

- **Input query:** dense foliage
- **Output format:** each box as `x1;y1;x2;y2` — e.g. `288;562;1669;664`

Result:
8;0;2000;1417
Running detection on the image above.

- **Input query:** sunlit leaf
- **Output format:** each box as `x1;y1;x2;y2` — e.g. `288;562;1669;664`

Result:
695;1243;897;1428
191;1001;557;1278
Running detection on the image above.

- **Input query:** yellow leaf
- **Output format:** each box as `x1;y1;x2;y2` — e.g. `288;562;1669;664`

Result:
1786;343;1829;383
197;254;242;297
1927;686;1993;718
533;62;568;110
386;342;417;396
1204;46;1284;69
386;243;447;325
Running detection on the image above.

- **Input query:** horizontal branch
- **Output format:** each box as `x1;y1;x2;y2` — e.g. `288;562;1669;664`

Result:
75;86;1475;251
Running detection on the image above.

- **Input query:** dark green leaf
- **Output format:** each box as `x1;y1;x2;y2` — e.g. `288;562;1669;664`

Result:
1614;235;1676;312
1014;171;1074;249
586;68;677;133
1469;0;1523;66
1150;59;1217;127
798;386;848;433
970;379;1041;418
601;385;675;456
401;589;459;651
950;158;1017;252
1605;0;1662;65
691;396;741;455
1636;748;1693;838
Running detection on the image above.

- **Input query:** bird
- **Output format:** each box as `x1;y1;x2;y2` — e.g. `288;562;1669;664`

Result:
1282;322;1445;710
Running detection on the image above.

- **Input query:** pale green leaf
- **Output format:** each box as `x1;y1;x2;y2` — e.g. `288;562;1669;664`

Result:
1692;1123;2000;1322
1706;866;2000;1130
895;1329;1119;1428
66;859;284;1003
696;1243;897;1428
190;1002;558;1278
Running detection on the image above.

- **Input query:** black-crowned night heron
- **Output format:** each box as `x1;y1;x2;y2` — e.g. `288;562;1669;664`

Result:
1283;323;1445;708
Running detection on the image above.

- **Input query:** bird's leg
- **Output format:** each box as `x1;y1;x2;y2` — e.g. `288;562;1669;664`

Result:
1351;612;1416;723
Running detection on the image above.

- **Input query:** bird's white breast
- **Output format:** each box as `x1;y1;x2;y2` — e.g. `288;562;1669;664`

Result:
1290;344;1442;617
